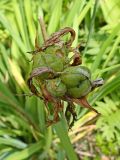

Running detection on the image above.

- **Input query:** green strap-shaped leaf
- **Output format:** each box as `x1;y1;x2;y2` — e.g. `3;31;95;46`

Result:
48;0;63;34
91;23;120;72
54;114;78;160
4;141;43;160
0;137;27;149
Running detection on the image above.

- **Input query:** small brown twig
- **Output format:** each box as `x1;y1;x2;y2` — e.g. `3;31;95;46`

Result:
38;16;48;42
75;149;95;158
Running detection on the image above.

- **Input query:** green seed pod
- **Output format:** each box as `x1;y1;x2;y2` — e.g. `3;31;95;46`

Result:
33;53;64;71
32;52;64;80
46;78;67;97
44;46;60;54
60;66;91;88
67;79;92;98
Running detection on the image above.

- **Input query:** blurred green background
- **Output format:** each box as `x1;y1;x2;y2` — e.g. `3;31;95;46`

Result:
0;0;120;159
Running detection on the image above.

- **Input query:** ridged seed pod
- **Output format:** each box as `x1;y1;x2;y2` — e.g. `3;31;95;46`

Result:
61;66;91;87
67;79;92;98
60;65;92;98
46;78;67;97
32;52;64;80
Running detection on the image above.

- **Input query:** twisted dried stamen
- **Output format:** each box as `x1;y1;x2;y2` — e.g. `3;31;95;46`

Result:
27;27;76;54
44;27;75;48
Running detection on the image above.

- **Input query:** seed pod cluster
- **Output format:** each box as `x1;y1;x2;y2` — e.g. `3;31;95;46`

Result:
28;27;104;128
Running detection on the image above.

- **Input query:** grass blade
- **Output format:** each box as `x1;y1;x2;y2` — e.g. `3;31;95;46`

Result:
0;12;26;53
102;34;120;68
64;0;85;27
24;0;36;46
91;23;120;72
0;137;27;149
78;0;93;25
90;72;120;104
4;141;43;160
47;0;63;34
54;114;78;160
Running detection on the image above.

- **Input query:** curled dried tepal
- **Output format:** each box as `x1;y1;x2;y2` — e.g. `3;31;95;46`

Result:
27;26;104;128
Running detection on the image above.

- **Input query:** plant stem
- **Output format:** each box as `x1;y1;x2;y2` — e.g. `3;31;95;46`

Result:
39;16;48;42
38;16;78;160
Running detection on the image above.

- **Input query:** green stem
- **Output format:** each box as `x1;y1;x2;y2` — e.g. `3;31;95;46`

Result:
39;17;78;160
53;113;78;160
